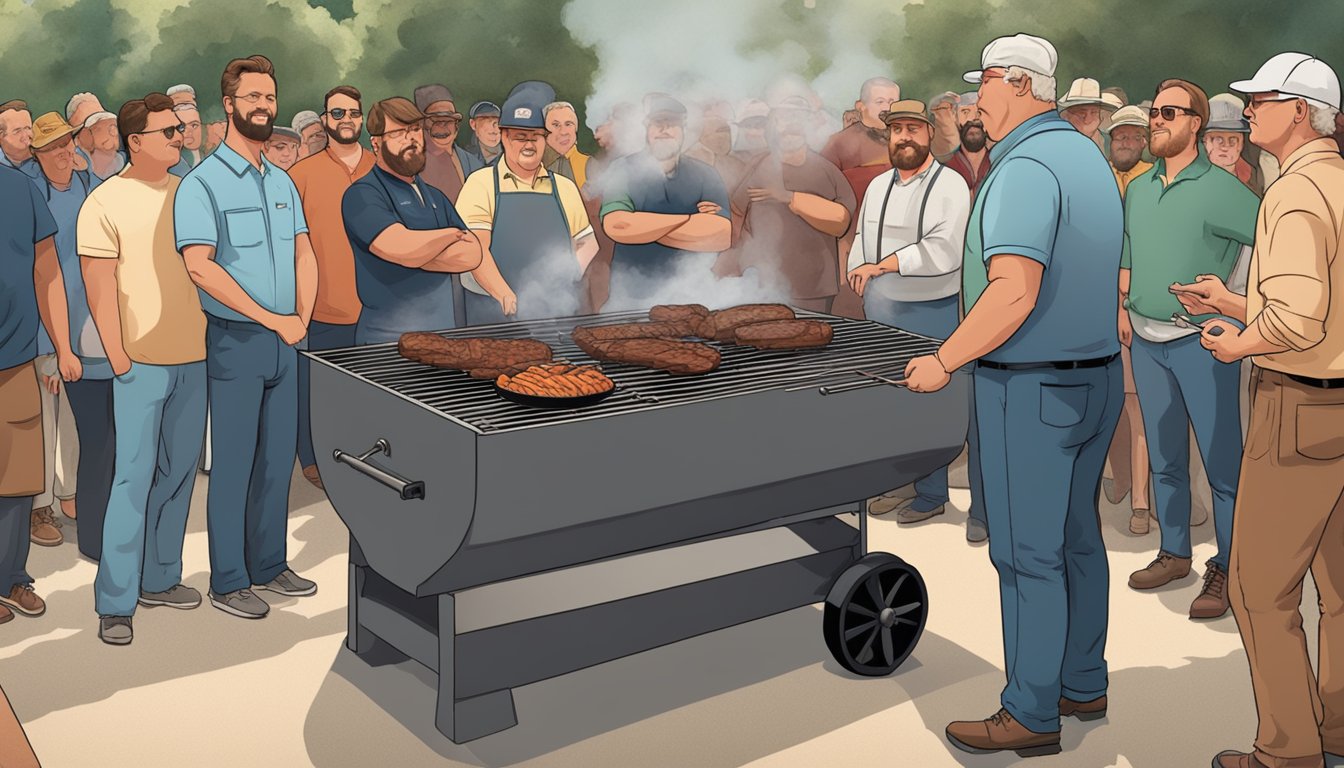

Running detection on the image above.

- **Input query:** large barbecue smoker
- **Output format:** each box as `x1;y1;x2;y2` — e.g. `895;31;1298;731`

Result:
306;309;968;743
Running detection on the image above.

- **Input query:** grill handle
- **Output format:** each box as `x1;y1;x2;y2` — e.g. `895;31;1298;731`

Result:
333;439;425;501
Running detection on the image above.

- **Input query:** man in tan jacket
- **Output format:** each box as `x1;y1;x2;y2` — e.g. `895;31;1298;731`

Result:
1173;52;1344;768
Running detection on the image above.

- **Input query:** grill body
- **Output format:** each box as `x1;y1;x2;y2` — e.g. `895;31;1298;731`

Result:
307;310;968;743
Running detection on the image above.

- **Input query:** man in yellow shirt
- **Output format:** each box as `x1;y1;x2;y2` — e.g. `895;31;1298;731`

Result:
457;82;597;323
80;92;208;645
543;100;590;189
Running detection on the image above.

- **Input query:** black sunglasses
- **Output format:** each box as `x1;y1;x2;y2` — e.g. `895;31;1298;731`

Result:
324;108;363;120
1149;106;1199;121
132;123;186;139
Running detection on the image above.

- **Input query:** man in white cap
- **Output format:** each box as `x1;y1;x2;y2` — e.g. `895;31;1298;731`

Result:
79;109;125;182
731;98;770;164
1205;93;1265;196
262;125;303;171
1181;52;1344;768
292;109;325;159
1059;77;1121;153
902;33;1124;757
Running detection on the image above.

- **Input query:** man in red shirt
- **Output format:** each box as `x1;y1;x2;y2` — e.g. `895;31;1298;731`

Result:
942;92;992;198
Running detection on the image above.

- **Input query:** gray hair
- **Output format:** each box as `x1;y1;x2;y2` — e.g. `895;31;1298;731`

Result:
1006;66;1057;104
65;91;99;121
1309;103;1340;137
860;77;900;102
542;101;576;120
928;91;958;112
166;84;195;97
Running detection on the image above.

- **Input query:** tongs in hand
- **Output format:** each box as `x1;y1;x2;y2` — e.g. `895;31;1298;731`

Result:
1171;312;1224;336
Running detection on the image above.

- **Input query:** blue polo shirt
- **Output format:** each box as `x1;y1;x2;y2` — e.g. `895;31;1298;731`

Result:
343;165;468;334
0;151;42;182
32;171;112;378
0;166;59;370
173;142;308;322
962;112;1123;364
599;152;730;280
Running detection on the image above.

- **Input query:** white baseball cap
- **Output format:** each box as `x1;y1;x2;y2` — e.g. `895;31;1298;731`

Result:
964;34;1058;84
1230;52;1340;110
80;111;116;130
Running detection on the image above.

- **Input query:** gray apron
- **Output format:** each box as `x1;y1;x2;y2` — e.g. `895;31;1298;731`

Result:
463;164;578;325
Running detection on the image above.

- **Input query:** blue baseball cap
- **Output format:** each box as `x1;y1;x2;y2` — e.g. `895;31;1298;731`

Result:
468;101;500;119
499;81;557;130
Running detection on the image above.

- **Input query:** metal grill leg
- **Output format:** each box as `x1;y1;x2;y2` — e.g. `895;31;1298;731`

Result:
346;561;373;654
435;593;518;743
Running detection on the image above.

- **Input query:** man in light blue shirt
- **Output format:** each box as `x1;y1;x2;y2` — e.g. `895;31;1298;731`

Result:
903;34;1124;757
175;55;319;620
0;101;43;181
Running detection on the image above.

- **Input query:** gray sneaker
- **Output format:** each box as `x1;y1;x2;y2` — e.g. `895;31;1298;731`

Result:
966;517;989;543
139;585;202;610
99;616;133;645
209;588;270;619
254;569;317;597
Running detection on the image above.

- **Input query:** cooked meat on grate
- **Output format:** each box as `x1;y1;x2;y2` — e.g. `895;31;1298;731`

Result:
732;319;834;350
577;338;721;375
497;363;615;398
399;333;553;374
649;304;710;325
695;304;795;341
572;320;698;343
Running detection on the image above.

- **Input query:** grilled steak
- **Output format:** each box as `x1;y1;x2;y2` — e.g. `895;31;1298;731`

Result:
572;320;697;343
733;319;833;350
649;304;710;325
579;338;721;375
696;304;795;341
399;333;553;374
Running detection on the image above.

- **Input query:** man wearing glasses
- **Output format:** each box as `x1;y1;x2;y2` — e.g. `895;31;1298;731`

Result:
169;102;205;176
174;55;319;620
1120;80;1258;621
288;85;376;489
1184;53;1344;768
341;97;481;342
902;34;1124;757
413;83;483;204
80;93;208;645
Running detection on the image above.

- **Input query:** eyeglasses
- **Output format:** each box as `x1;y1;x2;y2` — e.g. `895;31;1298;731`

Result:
233;92;276;105
374;126;422;142
325;108;363;120
1149;106;1199;121
1247;94;1299;110
132;123;186;139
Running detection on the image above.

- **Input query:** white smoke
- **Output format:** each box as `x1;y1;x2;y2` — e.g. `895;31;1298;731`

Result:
563;0;910;156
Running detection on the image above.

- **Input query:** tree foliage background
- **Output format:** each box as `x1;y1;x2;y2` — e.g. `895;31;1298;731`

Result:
1;0;1340;152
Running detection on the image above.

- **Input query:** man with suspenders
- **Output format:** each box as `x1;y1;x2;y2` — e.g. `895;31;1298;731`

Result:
845;99;981;539
457;81;598;324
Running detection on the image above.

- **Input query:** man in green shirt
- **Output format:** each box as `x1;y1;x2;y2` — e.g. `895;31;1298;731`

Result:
1120;80;1259;620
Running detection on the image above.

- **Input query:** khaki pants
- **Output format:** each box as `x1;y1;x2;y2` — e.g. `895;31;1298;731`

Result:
1229;367;1344;768
32;354;78;509
0;362;43;498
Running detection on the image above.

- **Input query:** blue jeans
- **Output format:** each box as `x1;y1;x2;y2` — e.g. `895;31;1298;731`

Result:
205;317;297;595
0;496;33;589
976;359;1123;733
64;378;115;561
297;321;357;469
1130;334;1241;570
864;293;981;519
95;362;206;617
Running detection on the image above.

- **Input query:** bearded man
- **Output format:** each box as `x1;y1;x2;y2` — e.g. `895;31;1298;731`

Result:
1118;79;1260;620
340;96;482;344
944;91;992;196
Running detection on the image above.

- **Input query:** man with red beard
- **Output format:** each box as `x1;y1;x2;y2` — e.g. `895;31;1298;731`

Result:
342;97;482;343
174;55;320;619
728;95;854;313
844;100;981;538
1120;80;1259;620
944;92;993;197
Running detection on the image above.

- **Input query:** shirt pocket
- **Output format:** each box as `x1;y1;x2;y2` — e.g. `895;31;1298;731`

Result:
224;207;266;248
1295;403;1344;461
1039;383;1091;429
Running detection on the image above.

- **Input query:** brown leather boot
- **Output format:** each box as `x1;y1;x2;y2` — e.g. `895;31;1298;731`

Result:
1212;750;1269;768
0;585;45;617
946;708;1061;757
29;508;62;547
1059;695;1107;721
1129;552;1192;590
1190;564;1230;619
0;603;12;625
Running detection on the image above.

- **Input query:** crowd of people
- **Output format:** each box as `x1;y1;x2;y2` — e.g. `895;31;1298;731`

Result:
0;34;1342;768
